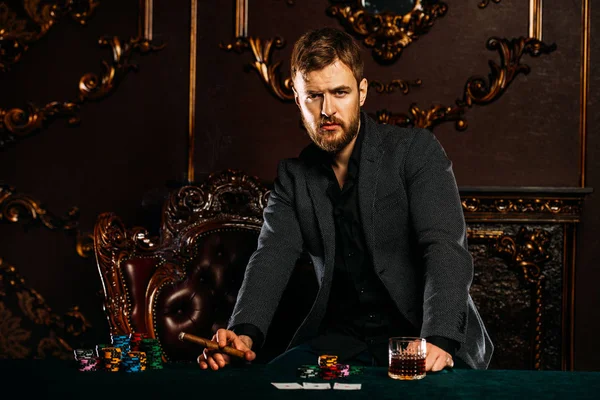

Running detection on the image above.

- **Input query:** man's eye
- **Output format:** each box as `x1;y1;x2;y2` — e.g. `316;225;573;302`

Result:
335;91;347;96
308;93;320;99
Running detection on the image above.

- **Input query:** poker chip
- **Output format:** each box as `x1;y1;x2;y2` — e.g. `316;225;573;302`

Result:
320;363;350;380
318;354;338;367
73;348;100;372
111;334;132;358
101;346;122;372
140;338;164;370
121;351;147;373
73;348;95;360
349;365;365;375
129;332;147;352
76;357;100;372
297;365;320;379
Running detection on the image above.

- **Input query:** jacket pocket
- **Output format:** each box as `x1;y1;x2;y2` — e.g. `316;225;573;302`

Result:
375;188;405;212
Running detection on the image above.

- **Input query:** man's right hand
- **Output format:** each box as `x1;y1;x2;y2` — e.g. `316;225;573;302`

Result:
197;329;256;370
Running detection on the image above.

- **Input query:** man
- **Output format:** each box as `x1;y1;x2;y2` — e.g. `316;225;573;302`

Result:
198;27;493;371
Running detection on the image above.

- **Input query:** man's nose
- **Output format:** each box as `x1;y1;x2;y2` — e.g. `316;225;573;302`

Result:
321;94;336;118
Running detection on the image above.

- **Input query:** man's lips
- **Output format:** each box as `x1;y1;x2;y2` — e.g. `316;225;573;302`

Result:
320;124;340;131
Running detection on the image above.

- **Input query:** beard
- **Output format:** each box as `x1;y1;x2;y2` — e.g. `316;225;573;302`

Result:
302;106;361;154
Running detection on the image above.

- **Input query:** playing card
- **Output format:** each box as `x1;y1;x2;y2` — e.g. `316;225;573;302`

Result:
302;382;331;390
333;383;362;390
271;382;304;390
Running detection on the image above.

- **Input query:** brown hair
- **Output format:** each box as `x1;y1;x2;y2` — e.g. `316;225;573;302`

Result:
290;27;363;82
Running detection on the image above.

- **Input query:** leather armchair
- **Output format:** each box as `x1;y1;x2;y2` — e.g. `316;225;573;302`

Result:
93;169;317;363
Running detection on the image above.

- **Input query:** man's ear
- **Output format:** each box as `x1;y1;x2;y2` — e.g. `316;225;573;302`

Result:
359;78;368;106
293;86;300;108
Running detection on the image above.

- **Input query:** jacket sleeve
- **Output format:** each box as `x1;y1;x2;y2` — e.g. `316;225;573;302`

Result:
404;129;473;345
227;160;305;345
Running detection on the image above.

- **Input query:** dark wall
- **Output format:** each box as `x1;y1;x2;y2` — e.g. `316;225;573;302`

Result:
1;0;597;370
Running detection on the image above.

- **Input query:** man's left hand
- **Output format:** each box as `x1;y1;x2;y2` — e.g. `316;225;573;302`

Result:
425;343;454;372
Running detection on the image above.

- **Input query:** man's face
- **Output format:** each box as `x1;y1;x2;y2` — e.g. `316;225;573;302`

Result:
293;60;368;154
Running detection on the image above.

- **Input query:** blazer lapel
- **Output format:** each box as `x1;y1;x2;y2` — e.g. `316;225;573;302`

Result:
358;113;384;256
306;166;335;284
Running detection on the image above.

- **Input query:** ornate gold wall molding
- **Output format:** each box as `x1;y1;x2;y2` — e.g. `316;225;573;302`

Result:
0;184;79;230
328;0;448;64
375;36;556;130
221;36;294;101
0;1;165;149
459;188;589;224
221;0;294;102
369;79;422;95
78;35;164;102
0;184;94;258
529;0;543;40
0;0;99;72
461;197;583;219
0;257;91;359
247;36;293;101
0;102;80;147
478;0;502;8
187;0;198;183
579;0;590;187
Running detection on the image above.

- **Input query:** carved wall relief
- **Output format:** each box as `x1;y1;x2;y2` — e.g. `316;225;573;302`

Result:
478;0;502;8
369;78;422;95
328;0;448;64
0;0;99;72
0;0;165;149
220;0;294;101
0;184;93;258
373;36;556;130
0;257;91;359
468;225;561;370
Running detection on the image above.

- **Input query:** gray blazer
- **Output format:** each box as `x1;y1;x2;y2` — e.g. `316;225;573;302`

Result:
229;112;494;369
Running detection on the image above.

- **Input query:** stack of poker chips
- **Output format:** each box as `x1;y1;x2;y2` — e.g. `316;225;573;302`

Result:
121;350;147;373
297;354;364;380
110;333;132;357
297;364;320;379
73;348;100;372
139;338;164;369
317;355;350;380
129;332;147;351
320;363;350;380
101;346;123;372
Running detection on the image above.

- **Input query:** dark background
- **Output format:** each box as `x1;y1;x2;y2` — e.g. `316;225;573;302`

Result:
1;1;598;370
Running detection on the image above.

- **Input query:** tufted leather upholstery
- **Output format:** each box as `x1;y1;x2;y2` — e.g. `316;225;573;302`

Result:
93;170;317;363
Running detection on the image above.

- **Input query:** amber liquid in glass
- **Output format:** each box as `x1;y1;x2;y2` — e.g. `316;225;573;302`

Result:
388;357;426;380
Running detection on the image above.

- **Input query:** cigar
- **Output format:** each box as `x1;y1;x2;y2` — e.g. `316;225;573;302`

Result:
178;332;246;359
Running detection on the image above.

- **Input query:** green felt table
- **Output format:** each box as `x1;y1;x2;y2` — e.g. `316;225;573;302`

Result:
1;359;599;399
